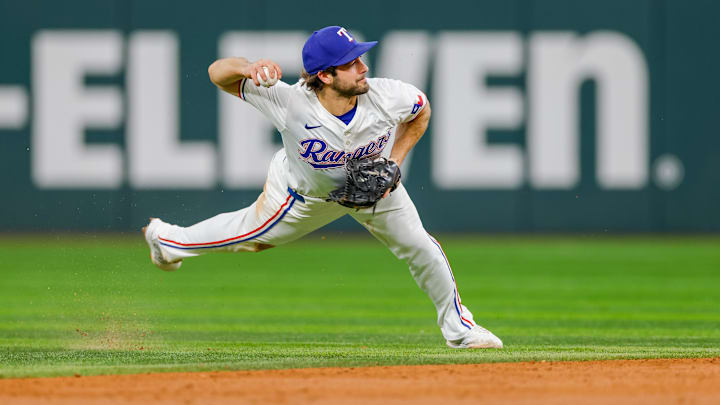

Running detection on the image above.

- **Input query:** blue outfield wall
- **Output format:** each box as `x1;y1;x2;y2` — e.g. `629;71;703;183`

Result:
0;0;719;232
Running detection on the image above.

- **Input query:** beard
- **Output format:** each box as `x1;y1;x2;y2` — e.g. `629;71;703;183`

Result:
331;77;370;97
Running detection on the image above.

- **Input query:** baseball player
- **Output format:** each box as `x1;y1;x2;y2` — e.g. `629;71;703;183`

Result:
143;26;502;349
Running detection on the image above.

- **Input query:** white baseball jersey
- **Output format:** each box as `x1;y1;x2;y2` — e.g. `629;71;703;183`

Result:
237;77;427;197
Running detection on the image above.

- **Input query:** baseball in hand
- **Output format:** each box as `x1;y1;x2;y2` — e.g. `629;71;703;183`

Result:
256;66;278;87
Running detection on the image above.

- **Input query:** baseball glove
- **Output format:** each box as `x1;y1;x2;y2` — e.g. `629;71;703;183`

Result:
327;157;401;209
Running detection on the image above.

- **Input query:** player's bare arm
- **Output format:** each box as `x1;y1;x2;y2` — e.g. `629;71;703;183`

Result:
208;57;283;94
389;101;431;166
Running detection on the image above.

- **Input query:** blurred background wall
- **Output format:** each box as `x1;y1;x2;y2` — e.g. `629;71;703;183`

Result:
1;0;718;232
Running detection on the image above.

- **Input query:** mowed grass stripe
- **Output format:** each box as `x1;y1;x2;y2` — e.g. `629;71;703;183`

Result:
0;234;718;377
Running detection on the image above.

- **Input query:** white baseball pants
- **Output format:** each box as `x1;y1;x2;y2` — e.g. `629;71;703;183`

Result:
149;150;478;341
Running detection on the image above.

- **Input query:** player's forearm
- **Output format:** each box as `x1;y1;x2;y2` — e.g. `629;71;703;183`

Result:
208;57;251;87
390;104;431;166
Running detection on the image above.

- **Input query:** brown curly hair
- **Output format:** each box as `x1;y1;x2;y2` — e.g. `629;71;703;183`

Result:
301;66;337;92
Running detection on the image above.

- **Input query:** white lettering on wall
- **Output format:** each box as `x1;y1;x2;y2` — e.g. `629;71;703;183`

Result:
376;31;432;179
32;30;123;188
127;31;216;189
218;32;306;188
528;31;648;189
25;29;651;191
0;86;28;129
433;32;524;189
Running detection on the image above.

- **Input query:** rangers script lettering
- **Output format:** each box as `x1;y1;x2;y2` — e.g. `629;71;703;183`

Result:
299;132;390;169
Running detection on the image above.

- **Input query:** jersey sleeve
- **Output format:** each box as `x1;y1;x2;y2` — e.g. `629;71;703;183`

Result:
372;78;428;125
237;78;292;131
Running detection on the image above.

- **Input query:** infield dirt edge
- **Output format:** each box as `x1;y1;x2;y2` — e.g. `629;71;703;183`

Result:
2;357;719;405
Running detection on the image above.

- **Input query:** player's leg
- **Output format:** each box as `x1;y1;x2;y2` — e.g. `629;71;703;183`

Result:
348;184;502;348
143;150;347;268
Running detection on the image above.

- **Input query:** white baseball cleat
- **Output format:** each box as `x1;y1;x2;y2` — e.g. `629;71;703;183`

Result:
142;218;182;271
446;325;503;349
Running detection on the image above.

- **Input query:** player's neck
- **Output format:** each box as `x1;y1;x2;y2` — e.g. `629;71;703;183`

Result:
316;89;357;116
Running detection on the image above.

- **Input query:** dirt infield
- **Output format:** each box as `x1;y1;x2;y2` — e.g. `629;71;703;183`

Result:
2;358;719;404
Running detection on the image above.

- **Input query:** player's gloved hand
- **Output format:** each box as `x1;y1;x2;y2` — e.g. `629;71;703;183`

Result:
327;157;401;209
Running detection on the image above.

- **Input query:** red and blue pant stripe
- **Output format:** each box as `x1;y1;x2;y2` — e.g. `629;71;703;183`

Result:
159;187;303;250
427;234;475;330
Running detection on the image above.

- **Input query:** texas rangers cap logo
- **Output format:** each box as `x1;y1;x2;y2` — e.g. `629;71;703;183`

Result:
302;26;377;75
336;27;354;42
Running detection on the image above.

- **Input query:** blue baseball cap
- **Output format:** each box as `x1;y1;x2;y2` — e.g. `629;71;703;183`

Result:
302;26;377;75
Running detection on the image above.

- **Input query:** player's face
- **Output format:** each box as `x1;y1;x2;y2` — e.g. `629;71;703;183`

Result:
330;57;370;97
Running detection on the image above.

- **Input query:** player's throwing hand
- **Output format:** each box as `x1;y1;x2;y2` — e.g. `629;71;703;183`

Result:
246;59;282;87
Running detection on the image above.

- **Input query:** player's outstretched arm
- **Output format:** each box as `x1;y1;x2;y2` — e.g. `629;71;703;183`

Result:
389;101;431;166
208;57;283;95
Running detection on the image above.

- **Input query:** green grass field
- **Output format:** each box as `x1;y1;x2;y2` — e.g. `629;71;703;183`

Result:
1;234;719;378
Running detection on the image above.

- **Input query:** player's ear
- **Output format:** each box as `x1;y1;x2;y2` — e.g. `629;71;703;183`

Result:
317;70;334;85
